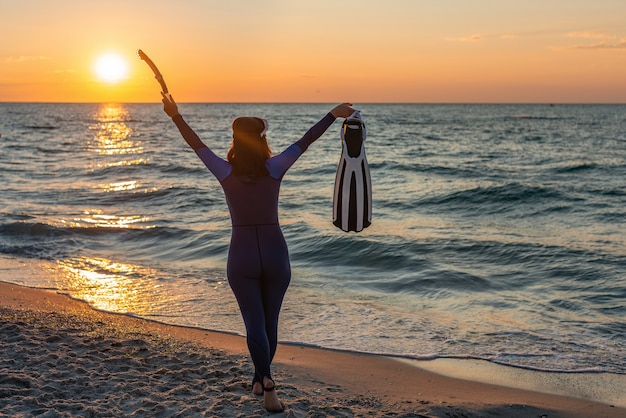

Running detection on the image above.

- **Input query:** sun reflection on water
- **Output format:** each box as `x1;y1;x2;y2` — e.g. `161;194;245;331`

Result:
90;105;139;154
53;106;165;314
100;180;139;192
68;209;153;229
97;180;160;195
57;257;159;314
78;104;156;229
89;104;146;165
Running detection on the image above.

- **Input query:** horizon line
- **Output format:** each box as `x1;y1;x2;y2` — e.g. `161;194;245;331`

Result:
1;101;625;105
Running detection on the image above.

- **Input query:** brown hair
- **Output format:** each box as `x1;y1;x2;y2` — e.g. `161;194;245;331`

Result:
227;117;271;176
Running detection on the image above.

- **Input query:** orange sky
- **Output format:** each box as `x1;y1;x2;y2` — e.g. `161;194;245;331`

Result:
1;0;625;103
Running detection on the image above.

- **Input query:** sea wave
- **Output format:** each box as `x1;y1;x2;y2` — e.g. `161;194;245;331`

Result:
2;103;625;375
417;182;574;216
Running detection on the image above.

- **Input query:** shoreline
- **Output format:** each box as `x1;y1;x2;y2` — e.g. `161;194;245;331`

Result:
1;280;624;417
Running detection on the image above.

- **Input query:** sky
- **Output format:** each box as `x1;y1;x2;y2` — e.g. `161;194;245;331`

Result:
1;0;625;103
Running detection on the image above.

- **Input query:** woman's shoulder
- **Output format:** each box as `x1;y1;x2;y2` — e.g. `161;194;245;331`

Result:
196;147;232;181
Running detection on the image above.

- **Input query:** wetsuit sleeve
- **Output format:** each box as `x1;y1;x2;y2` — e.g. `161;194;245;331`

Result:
295;112;336;152
171;114;231;181
267;112;336;179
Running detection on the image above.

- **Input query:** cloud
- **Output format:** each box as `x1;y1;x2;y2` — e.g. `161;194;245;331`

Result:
567;31;615;40
445;33;528;42
4;55;48;63
574;38;626;50
445;34;482;42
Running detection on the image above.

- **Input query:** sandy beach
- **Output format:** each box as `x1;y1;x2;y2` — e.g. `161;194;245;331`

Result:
1;281;624;417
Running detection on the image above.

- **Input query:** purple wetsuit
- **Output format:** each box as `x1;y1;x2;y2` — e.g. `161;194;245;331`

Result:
171;112;336;382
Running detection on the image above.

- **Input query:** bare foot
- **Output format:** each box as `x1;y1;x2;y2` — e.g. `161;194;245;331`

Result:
263;377;285;413
252;381;263;396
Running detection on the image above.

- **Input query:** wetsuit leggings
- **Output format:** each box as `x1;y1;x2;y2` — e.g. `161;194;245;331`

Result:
226;224;291;382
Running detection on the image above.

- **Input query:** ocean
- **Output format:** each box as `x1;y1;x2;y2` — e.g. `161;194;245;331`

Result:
1;102;624;375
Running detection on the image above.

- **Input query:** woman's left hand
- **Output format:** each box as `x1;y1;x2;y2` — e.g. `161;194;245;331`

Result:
330;103;355;119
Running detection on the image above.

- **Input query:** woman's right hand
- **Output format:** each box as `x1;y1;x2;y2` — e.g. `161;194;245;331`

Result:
162;92;180;118
330;103;355;119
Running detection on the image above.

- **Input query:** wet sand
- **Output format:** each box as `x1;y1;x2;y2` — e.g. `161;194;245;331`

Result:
1;280;624;417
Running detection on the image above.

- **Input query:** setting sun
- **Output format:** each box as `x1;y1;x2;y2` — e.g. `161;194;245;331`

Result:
94;53;129;83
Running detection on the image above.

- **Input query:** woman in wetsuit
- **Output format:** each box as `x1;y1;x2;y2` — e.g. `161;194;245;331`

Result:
162;95;354;413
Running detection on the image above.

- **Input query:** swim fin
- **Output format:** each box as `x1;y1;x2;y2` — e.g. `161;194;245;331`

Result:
333;110;372;232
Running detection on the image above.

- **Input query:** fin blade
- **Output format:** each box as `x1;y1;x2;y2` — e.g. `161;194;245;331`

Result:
333;111;371;232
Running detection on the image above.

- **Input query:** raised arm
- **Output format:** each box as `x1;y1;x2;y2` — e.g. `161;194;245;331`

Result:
267;103;355;179
162;93;207;151
162;93;231;181
294;103;355;152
